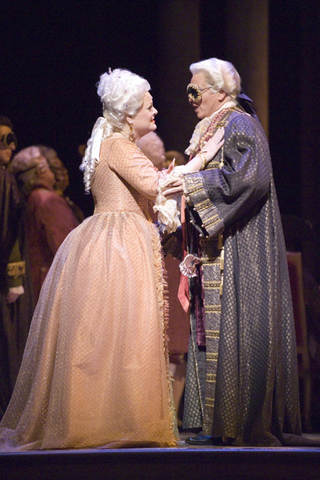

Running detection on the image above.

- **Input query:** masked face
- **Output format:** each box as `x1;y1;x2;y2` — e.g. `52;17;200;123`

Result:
187;83;213;107
187;73;222;119
0;126;17;166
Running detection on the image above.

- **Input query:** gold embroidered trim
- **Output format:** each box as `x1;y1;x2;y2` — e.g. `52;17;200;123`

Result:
206;352;219;360
205;305;222;314
197;107;240;152
203;281;221;289
195;199;212;212
188;185;203;194
206;161;220;170
7;261;26;278
205;398;215;408
206;373;217;383
202;258;221;266
206;329;220;337
216;121;227;128
203;216;220;228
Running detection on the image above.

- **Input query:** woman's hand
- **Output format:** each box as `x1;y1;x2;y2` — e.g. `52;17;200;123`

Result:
161;128;224;196
184;127;224;173
202;127;224;161
162;178;183;197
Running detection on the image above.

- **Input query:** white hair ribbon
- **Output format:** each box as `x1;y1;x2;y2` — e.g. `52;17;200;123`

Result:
80;116;109;193
91;116;108;164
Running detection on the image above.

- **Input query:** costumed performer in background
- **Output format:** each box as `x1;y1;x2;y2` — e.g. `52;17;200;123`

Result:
0;116;34;420
8;147;79;304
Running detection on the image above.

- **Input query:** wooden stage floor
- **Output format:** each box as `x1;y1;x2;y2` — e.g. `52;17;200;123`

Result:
1;433;320;480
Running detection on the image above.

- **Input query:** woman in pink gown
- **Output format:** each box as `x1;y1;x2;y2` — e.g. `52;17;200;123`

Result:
0;68;223;450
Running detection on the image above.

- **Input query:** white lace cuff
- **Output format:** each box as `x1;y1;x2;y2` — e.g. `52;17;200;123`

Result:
153;166;187;234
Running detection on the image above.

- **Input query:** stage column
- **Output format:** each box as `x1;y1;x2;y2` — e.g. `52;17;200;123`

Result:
155;0;201;153
225;0;269;135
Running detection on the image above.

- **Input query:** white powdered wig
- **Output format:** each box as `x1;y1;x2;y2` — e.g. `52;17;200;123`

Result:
9;146;42;174
190;58;241;99
80;68;150;192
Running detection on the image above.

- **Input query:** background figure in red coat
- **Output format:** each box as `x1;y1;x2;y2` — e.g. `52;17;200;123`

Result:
8;146;79;303
38;145;85;224
138;132;190;427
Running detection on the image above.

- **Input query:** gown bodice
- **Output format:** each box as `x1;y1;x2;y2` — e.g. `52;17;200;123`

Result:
93;137;159;220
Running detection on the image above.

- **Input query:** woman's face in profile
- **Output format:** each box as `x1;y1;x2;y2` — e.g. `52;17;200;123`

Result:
132;92;158;140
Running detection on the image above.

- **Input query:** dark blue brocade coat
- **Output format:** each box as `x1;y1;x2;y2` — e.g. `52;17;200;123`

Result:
179;109;301;446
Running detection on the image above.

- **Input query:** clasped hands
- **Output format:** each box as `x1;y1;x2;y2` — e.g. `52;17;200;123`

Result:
162;128;224;197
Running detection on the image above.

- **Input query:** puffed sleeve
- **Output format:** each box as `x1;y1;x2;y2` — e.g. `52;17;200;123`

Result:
107;138;159;201
182;114;272;238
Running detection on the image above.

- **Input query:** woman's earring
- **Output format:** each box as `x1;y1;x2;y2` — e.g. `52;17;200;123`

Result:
128;121;135;143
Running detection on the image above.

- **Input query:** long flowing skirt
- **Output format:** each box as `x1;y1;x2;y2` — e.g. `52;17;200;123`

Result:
0;212;178;450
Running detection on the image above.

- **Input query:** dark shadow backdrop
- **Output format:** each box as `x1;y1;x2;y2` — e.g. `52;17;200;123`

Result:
1;0;320;278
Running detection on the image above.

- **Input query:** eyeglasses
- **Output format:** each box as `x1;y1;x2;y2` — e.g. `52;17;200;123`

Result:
0;132;17;150
187;83;213;106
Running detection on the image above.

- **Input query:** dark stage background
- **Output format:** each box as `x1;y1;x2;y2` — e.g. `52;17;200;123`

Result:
2;0;320;277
